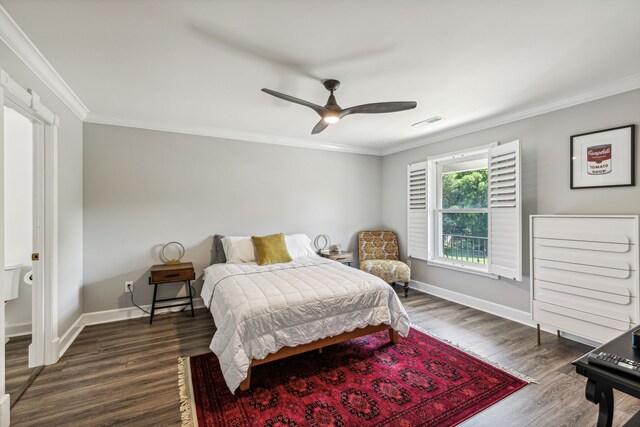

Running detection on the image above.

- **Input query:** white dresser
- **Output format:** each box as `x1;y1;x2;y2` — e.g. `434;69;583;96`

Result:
530;215;640;344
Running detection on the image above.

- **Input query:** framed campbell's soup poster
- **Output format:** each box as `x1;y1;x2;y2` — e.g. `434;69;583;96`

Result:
570;124;635;189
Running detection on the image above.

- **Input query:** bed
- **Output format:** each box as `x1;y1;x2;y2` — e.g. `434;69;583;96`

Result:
201;255;411;393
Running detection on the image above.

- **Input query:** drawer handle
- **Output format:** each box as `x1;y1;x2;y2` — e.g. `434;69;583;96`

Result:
164;273;180;278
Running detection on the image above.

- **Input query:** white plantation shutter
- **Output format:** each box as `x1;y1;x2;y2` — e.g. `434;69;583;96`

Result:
488;140;522;280
407;161;428;260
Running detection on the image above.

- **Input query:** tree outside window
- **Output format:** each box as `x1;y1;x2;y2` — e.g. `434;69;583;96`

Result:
439;168;488;264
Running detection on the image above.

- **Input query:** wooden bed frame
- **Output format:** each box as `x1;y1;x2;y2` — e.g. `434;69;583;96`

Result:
239;324;398;391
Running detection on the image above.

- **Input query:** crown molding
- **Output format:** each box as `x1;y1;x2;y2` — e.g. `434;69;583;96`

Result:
381;73;640;156
2;0;636;157
0;5;89;120
85;113;383;156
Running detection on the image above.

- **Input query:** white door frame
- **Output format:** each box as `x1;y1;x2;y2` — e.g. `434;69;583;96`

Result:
4;96;44;368
0;68;59;424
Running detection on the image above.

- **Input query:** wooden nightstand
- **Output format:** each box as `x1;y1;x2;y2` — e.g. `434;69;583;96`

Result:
319;250;354;266
148;262;196;324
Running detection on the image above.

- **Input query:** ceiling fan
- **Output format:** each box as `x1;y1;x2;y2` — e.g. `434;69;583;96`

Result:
261;79;417;134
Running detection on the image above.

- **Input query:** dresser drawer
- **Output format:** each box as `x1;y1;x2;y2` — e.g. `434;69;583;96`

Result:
150;266;195;283
532;216;637;245
533;278;632;304
533;261;637;297
534;281;637;323
533;300;632;343
533;238;637;271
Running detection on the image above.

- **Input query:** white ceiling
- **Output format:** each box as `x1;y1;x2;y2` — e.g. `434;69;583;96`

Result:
2;0;639;154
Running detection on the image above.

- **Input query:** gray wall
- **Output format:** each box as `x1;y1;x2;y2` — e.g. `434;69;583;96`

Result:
382;89;640;312
83;124;382;313
0;41;84;334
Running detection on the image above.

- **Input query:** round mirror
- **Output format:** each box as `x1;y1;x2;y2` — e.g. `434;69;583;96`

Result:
161;241;185;264
314;234;331;251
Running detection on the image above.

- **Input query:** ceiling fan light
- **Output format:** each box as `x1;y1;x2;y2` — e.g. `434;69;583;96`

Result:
262;80;416;135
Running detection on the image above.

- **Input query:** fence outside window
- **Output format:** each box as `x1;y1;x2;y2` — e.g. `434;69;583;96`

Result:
442;234;488;264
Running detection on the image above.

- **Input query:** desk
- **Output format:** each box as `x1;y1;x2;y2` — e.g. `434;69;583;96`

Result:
573;326;640;427
148;262;195;324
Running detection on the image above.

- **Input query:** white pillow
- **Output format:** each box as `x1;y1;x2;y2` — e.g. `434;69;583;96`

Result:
285;234;318;258
221;236;256;263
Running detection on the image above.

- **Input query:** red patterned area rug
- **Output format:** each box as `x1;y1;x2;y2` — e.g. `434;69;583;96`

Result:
178;327;531;427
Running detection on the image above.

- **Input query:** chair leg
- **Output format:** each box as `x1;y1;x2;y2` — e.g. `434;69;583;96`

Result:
403;282;409;297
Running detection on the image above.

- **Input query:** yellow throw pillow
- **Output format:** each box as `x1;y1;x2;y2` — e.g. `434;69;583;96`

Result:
251;233;293;266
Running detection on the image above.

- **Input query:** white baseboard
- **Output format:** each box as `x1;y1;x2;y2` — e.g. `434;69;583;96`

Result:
410;280;599;347
82;297;206;326
57;297;206;359
5;321;31;338
47;337;60;366
410;280;531;324
0;393;9;427
57;313;84;360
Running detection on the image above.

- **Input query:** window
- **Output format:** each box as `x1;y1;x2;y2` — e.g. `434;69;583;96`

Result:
407;141;522;280
436;154;488;268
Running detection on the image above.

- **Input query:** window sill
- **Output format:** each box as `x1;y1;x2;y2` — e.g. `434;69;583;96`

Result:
426;259;498;279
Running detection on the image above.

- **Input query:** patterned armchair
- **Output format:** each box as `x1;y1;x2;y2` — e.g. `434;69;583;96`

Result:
358;231;410;297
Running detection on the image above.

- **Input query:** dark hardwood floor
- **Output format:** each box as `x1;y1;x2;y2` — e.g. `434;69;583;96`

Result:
5;335;42;408
10;289;639;426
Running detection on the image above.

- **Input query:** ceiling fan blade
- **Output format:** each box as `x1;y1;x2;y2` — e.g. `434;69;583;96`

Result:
261;88;326;116
340;101;417;118
311;120;329;134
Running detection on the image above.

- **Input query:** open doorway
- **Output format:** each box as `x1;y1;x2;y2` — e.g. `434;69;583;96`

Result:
3;106;42;407
0;69;60;422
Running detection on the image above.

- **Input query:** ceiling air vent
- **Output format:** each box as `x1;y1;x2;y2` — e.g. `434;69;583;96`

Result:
412;116;444;127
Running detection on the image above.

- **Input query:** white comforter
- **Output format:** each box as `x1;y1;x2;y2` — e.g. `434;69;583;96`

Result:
201;256;411;393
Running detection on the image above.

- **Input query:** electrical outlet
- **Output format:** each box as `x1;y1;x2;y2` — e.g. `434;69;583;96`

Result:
124;281;134;293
